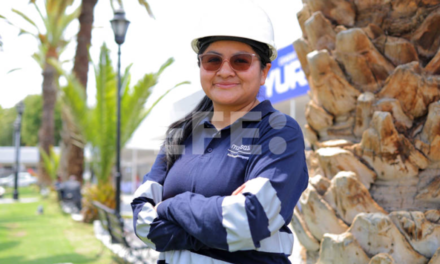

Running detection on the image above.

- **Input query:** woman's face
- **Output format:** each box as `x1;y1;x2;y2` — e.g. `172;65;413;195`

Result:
200;40;271;108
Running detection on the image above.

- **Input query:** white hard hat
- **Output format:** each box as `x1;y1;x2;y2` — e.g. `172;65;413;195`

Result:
191;0;277;61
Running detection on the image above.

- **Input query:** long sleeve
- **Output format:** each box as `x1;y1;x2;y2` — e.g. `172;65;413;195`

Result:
131;147;206;252
157;115;309;253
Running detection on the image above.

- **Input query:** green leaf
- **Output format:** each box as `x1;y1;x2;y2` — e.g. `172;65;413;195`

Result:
7;68;21;74
12;8;40;31
59;5;81;36
111;0;124;11
138;0;155;18
62;44;182;185
156;57;174;77
39;146;60;180
18;28;38;39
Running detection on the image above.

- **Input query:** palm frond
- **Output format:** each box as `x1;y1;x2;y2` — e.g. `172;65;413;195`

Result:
111;0;124;11
62;44;183;184
12;8;40;32
131;81;189;142
39;146;60;180
156;57;174;77
18;28;39;39
31;2;48;31
138;0;155;18
7;68;21;74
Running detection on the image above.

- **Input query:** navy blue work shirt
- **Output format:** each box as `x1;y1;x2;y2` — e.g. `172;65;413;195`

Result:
132;100;309;264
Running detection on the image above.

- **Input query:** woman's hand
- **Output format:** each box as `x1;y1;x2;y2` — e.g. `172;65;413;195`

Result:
154;202;162;211
232;184;246;196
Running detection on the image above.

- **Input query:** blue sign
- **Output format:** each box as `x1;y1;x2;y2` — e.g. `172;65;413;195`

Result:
258;44;309;104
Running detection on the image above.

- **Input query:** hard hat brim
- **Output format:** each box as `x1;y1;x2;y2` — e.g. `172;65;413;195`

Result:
191;37;277;62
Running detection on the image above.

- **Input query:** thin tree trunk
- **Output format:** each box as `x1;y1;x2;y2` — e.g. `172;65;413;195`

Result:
61;0;98;184
38;62;57;186
73;0;98;87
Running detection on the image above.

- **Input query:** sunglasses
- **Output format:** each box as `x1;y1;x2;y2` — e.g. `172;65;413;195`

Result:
198;53;258;72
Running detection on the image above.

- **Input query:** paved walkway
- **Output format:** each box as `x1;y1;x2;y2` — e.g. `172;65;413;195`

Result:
94;219;159;264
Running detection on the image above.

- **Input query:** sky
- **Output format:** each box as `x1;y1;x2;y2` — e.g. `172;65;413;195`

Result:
0;0;304;149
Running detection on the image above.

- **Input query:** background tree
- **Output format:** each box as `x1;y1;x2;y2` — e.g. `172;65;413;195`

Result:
39;146;60;181
21;94;62;146
0;96;62;147
0;106;16;146
60;44;186;219
0;0;81;186
293;1;440;263
61;0;155;184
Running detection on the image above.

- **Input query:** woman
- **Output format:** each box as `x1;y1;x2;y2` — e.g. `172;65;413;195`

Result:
132;2;309;263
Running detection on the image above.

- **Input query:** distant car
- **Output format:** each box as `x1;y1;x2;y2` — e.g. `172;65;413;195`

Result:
0;172;37;187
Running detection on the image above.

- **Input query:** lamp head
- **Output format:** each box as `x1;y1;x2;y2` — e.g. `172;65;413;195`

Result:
111;9;130;45
16;101;24;115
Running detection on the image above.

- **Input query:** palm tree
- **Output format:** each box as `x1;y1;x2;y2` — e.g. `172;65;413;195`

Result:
60;44;187;217
293;1;440;263
61;0;154;184
1;0;81;186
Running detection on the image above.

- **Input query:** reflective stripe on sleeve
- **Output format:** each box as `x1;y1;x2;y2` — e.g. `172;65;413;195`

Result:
134;180;163;204
221;195;255;251
133;180;163;249
135;202;158;249
257;230;293;255
242;177;285;234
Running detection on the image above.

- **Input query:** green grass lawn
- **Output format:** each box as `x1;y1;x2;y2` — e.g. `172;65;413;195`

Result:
0;190;121;264
2;186;41;199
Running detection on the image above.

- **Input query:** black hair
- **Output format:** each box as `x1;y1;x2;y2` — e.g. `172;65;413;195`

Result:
163;37;271;170
164;96;213;171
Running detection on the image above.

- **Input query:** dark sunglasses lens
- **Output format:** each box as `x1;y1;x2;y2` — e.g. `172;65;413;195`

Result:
230;54;252;71
201;54;223;71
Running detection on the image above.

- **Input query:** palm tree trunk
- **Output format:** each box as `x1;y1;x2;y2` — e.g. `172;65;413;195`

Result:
293;1;440;263
73;0;98;87
60;0;98;183
38;62;57;186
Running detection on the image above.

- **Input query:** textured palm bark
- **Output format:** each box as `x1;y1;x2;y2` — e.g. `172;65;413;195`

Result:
368;253;396;264
316;147;376;189
389;211;440;258
38;63;57;186
334;28;395;93
428;248;440;264
291;207;321;252
304;12;335;51
61;0;98;183
307;50;360;117
353;111;428;180
415;101;440;168
323;171;387;224
299;185;349;241
294;1;440;263
349;213;428;264
316;232;370;264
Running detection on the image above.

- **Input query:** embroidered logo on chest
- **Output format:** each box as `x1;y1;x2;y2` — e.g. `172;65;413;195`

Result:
227;144;251;160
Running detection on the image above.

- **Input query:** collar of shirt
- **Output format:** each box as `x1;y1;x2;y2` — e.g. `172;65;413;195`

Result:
196;100;276;129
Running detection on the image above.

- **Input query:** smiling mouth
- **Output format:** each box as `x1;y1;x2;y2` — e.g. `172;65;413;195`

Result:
215;83;239;89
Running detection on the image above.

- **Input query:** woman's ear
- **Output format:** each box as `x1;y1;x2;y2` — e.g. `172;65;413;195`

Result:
260;63;272;86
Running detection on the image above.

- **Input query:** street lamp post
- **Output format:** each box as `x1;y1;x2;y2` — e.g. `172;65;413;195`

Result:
13;101;25;200
111;9;130;215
